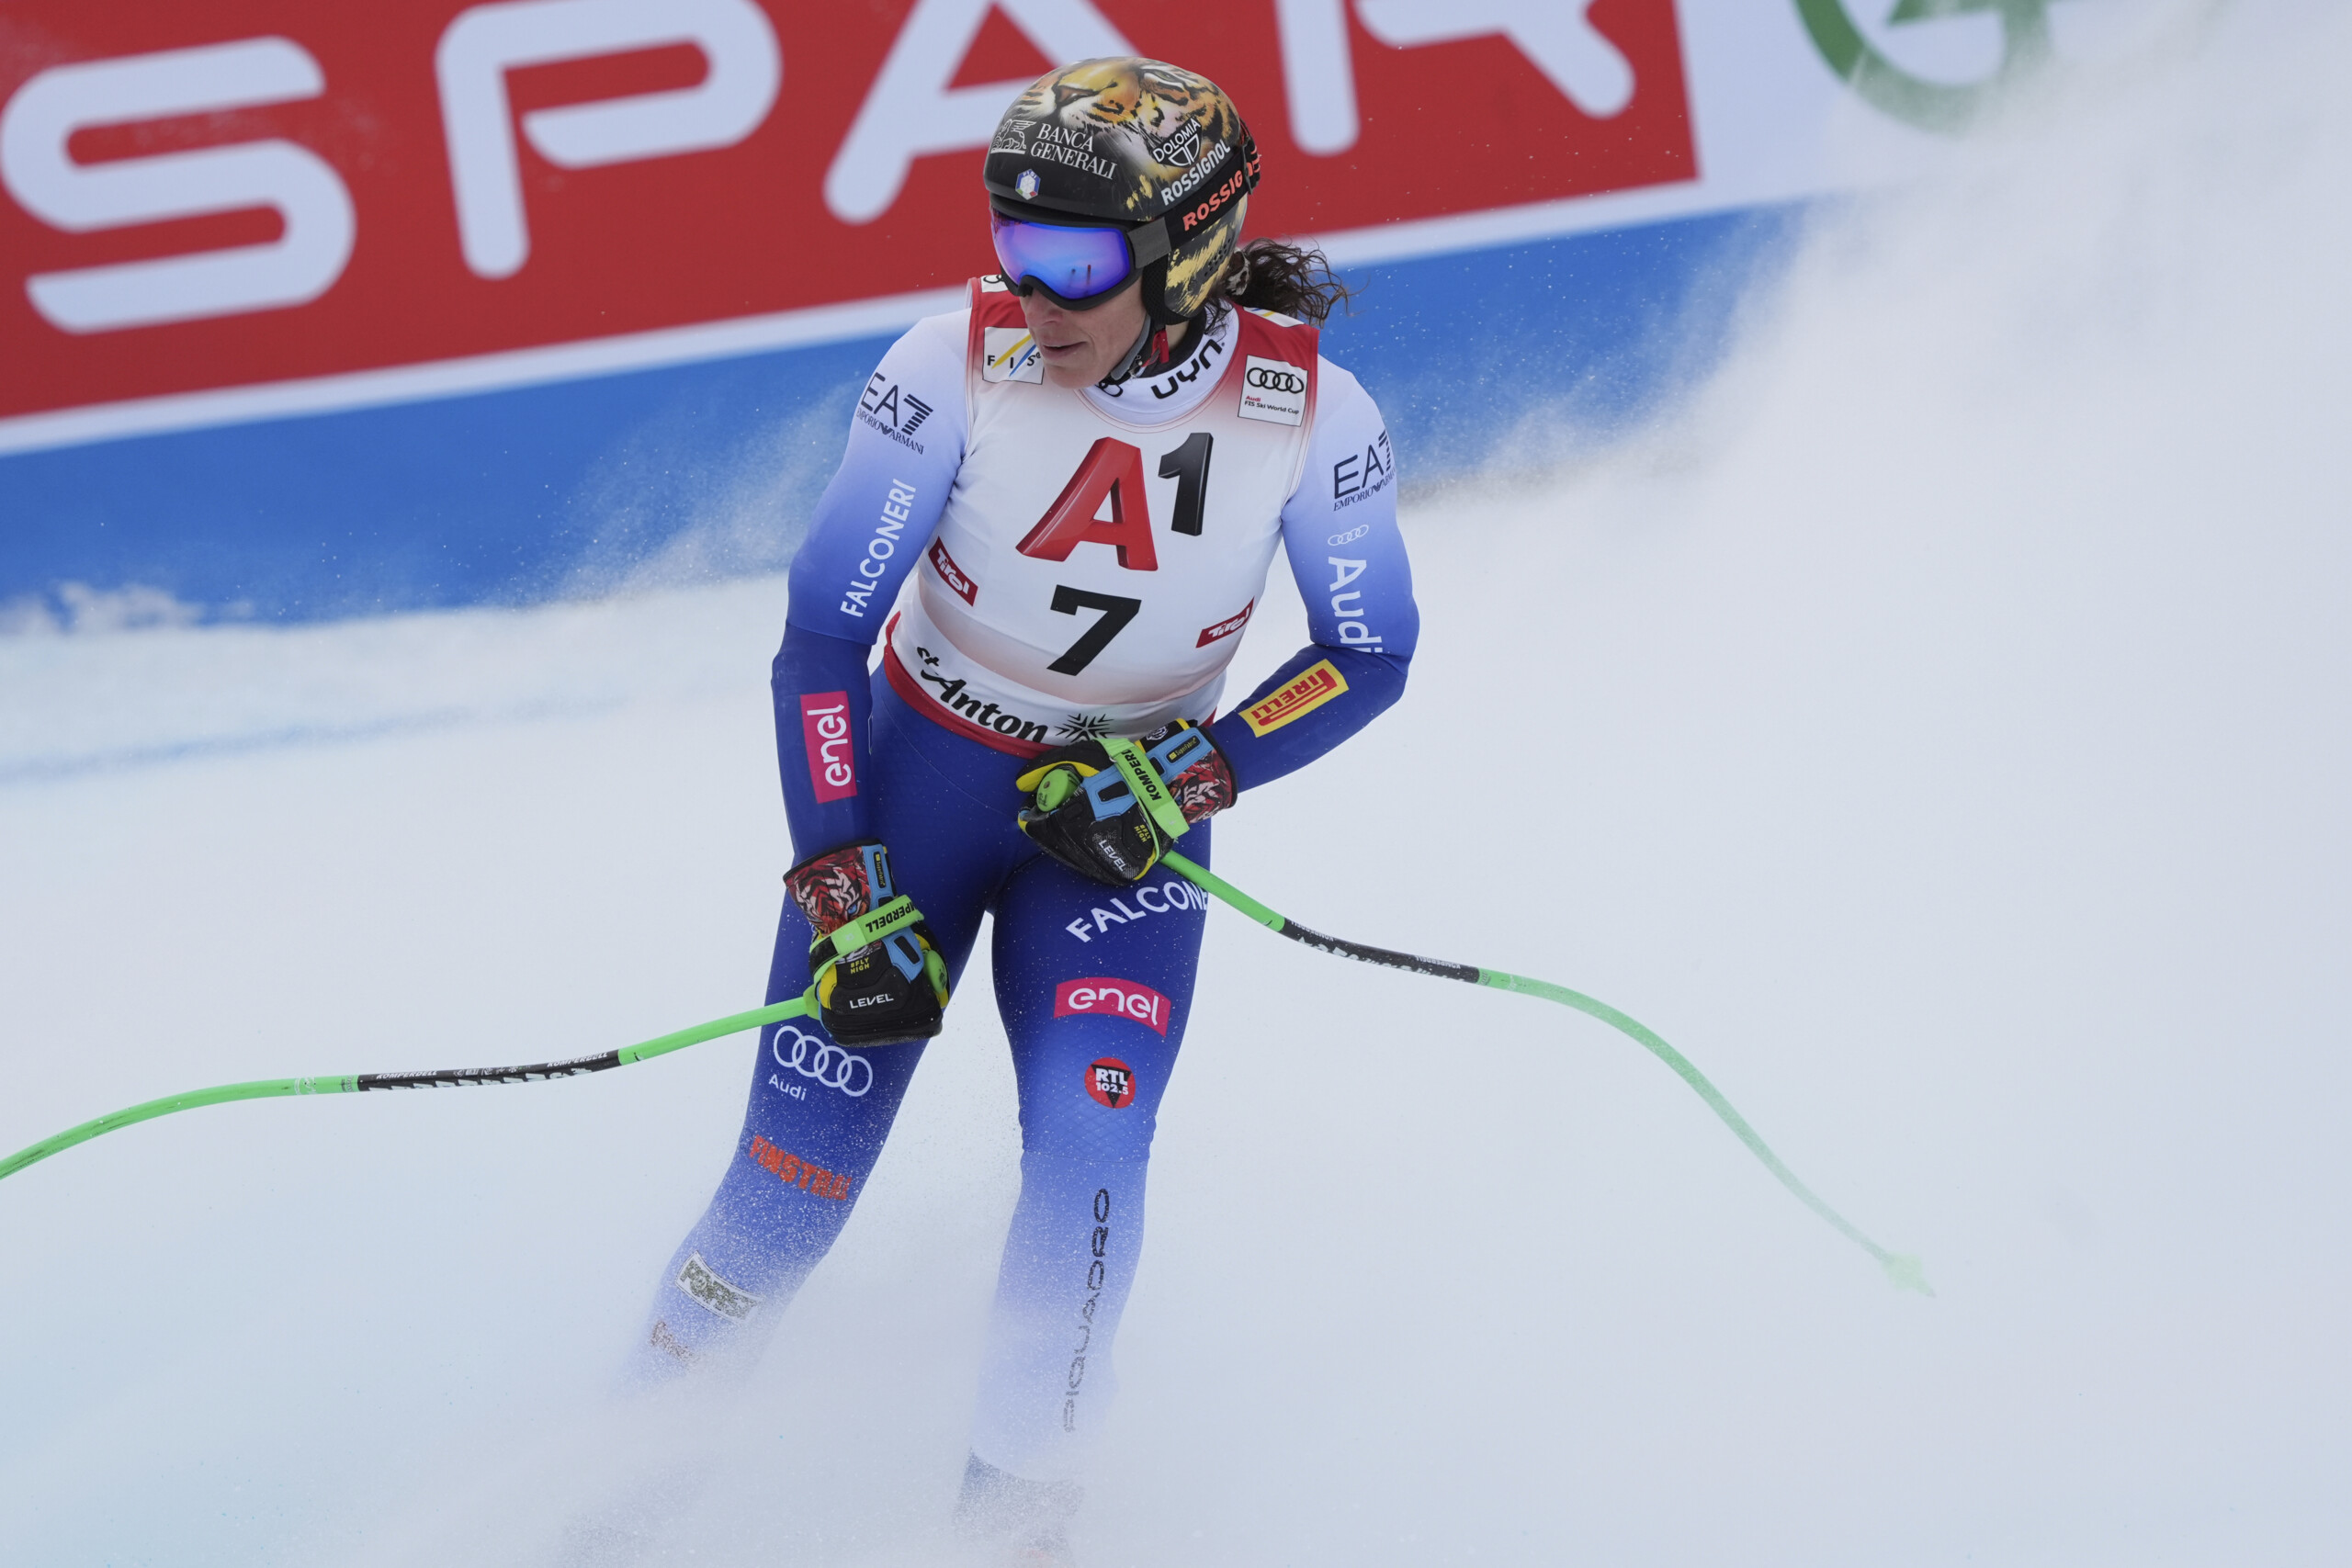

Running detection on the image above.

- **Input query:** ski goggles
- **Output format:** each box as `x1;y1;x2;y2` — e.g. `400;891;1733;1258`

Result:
988;206;1166;310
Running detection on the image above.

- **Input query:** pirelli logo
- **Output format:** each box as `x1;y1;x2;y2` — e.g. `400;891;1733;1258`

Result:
1241;660;1347;737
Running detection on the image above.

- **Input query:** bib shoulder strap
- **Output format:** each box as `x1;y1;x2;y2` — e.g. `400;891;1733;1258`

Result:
1234;306;1318;368
966;276;1043;392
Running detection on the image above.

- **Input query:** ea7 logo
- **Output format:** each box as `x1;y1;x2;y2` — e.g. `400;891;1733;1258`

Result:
860;374;933;432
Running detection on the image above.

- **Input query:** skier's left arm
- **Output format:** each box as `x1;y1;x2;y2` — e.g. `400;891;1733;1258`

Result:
1205;361;1419;790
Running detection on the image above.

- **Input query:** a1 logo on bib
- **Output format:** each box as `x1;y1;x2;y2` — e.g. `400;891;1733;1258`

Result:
1238;356;1307;425
984;328;1044;384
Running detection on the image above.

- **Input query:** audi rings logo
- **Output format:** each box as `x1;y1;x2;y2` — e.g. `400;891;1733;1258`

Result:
772;1025;874;1097
1245;366;1307;394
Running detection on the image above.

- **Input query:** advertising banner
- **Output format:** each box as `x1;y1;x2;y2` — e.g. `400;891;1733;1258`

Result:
0;1;2091;614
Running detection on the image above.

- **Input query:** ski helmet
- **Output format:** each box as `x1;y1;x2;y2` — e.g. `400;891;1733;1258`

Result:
982;59;1261;355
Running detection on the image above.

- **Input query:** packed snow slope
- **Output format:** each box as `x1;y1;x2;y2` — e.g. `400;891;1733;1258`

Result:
4;6;2348;1563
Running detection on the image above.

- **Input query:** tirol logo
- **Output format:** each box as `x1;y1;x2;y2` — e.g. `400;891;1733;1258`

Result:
1238;357;1307;426
1196;600;1253;648
1086;1057;1136;1110
1795;0;2060;134
929;536;978;604
799;692;856;803
1057;976;1172;1036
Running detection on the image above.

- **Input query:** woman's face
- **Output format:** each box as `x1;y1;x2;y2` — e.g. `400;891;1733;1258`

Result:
1017;276;1146;388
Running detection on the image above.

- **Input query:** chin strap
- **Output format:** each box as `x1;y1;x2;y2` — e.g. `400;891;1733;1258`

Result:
1098;320;1170;389
1097;310;1220;389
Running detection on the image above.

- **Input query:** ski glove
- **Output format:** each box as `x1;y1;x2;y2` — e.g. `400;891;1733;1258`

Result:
783;840;950;1048
1014;721;1235;887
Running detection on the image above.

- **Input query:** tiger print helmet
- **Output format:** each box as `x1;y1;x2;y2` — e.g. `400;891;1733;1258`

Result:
982;59;1261;329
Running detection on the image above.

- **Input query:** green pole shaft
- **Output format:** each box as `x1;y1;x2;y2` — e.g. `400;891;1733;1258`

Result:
0;996;812;1185
1160;852;1929;1296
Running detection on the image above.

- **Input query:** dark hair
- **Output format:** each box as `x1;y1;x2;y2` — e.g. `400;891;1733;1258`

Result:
1218;239;1354;324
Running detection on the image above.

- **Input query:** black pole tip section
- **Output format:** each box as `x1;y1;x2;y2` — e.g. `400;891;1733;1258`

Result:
356;1050;624;1091
1278;921;1482;985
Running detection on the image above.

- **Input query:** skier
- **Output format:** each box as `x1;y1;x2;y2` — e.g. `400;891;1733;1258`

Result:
629;58;1418;1563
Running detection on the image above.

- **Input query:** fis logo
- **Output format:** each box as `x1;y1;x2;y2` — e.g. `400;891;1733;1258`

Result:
983;327;1043;383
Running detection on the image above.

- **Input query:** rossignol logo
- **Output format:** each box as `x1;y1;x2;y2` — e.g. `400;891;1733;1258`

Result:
1195;600;1252;648
1238;355;1307;426
857;373;933;452
1057;978;1171;1040
1158;138;1233;206
1242;660;1347;737
1084;1055;1138;1108
928;536;978;604
983;326;1043;383
1796;0;2059;133
747;1133;852;1201
1177;164;1249;232
676;1253;760;1321
799;692;856;803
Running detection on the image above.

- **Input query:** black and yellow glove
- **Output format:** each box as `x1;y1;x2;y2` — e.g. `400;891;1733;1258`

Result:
1014;720;1236;887
783;840;949;1047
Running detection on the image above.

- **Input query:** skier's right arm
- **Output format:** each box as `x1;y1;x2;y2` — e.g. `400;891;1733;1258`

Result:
773;313;967;856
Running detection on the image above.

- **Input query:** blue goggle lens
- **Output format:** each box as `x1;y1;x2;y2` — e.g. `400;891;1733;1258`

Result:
989;210;1135;302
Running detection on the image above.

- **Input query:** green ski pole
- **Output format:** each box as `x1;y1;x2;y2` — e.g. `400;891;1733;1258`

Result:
0;995;814;1185
1159;852;1931;1297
